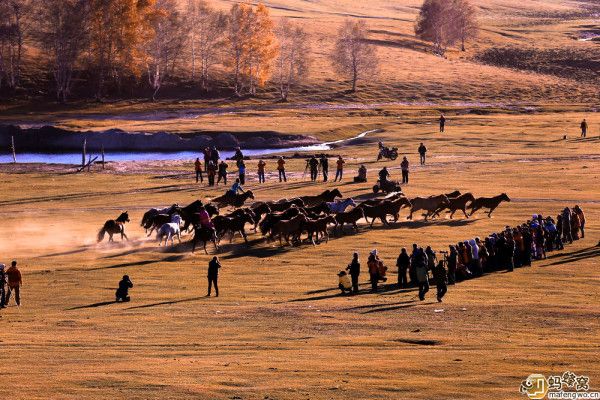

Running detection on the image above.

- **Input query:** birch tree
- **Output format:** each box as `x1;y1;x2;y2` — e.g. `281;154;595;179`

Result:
275;18;310;101
331;19;378;92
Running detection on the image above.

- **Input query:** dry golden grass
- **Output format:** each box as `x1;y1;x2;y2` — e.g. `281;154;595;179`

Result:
0;110;599;399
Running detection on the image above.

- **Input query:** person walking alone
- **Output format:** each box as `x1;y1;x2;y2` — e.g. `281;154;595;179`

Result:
581;119;588;138
396;248;410;288
439;114;446;133
334;156;345;182
346;252;361;294
400;156;409;184
257;159;266;183
418;143;427;165
195;157;203;183
433;260;448;302
5;261;22;306
277;157;287;182
207;256;221;297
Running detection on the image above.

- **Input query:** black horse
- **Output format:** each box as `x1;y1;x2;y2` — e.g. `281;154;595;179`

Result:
191;225;219;254
179;200;219;231
98;212;130;242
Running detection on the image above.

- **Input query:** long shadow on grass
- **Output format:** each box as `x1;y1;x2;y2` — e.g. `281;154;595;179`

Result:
90;254;184;270
289;283;414;303
543;246;600;267
67;301;117;310
124;296;206;310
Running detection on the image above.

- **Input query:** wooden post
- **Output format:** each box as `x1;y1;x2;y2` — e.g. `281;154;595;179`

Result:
101;144;105;169
82;138;87;170
10;135;16;163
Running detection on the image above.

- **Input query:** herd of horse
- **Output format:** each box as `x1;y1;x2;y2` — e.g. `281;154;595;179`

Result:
97;188;511;254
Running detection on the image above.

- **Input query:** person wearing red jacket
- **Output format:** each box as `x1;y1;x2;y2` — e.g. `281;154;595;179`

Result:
6;260;22;306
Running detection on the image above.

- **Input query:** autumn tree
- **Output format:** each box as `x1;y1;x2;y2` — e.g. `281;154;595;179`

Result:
331;19;378;93
34;0;89;103
226;3;277;96
0;0;29;90
186;0;227;90
87;0;154;99
275;18;310;101
245;3;277;96
145;0;186;100
415;0;478;55
453;0;478;51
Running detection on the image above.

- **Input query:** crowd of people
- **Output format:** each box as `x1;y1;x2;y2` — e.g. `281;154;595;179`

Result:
338;205;586;302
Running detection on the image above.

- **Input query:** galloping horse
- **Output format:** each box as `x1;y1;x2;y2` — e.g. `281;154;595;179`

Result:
263;198;305;212
408;195;450;221
179;201;219;232
212;190;255;208
141;204;178;232
431;193;475;219
300;189;342;207
98;212;130;243
304;215;338;245
259;206;306;236
326;198;357;214
212;212;255;243
270;214;307;246
469;193;511;217
335;207;365;234
156;215;182;246
191;226;219;254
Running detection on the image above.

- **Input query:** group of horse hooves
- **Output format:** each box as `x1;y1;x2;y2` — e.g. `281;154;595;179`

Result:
97;189;511;254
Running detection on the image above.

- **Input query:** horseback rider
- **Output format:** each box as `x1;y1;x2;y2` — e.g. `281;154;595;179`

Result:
226;178;245;202
197;205;215;230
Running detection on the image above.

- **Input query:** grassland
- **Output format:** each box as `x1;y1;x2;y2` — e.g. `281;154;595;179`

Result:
0;0;599;398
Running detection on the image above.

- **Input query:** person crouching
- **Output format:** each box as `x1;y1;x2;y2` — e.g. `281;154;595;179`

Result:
116;275;133;302
338;271;353;295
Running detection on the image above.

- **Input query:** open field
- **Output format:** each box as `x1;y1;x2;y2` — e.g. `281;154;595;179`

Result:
0;110;599;399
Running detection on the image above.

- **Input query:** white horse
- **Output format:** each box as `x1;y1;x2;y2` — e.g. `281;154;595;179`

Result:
156;214;182;246
326;198;357;214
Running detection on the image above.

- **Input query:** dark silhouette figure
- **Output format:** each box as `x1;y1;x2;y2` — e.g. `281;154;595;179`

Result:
207;256;221;297
116;275;133;302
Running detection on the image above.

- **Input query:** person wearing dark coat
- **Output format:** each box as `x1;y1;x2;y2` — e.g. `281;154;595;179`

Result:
415;248;429;301
447;245;458;284
346;252;361;294
0;264;6;308
308;156;319;182
116;275;133;302
439;114;446;132
207;256;221;297
319;155;329;182
418;143;427;165
396;248;410;288
432;260;448;302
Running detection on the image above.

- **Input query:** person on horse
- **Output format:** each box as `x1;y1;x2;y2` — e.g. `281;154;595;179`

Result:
226;178;245;202
197;205;215;231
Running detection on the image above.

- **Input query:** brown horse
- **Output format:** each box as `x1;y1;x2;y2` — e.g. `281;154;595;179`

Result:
445;190;462;199
408;195;450;221
259;206;306;236
212;190;255;208
358;197;412;226
335;207;365;234
270;214;307;246
179;201;219;232
98;212;130;242
264;198;305;212
303;215;337;245
469;193;510;217
432;193;475;219
213;212;255;243
299;189;342;207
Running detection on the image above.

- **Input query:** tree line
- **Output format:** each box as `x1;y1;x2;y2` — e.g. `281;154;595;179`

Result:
0;0;478;103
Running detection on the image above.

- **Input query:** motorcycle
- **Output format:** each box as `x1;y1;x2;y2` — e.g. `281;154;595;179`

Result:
377;146;398;161
372;179;402;194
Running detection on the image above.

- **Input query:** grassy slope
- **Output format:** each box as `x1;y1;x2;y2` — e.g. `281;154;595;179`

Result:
0;112;598;399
